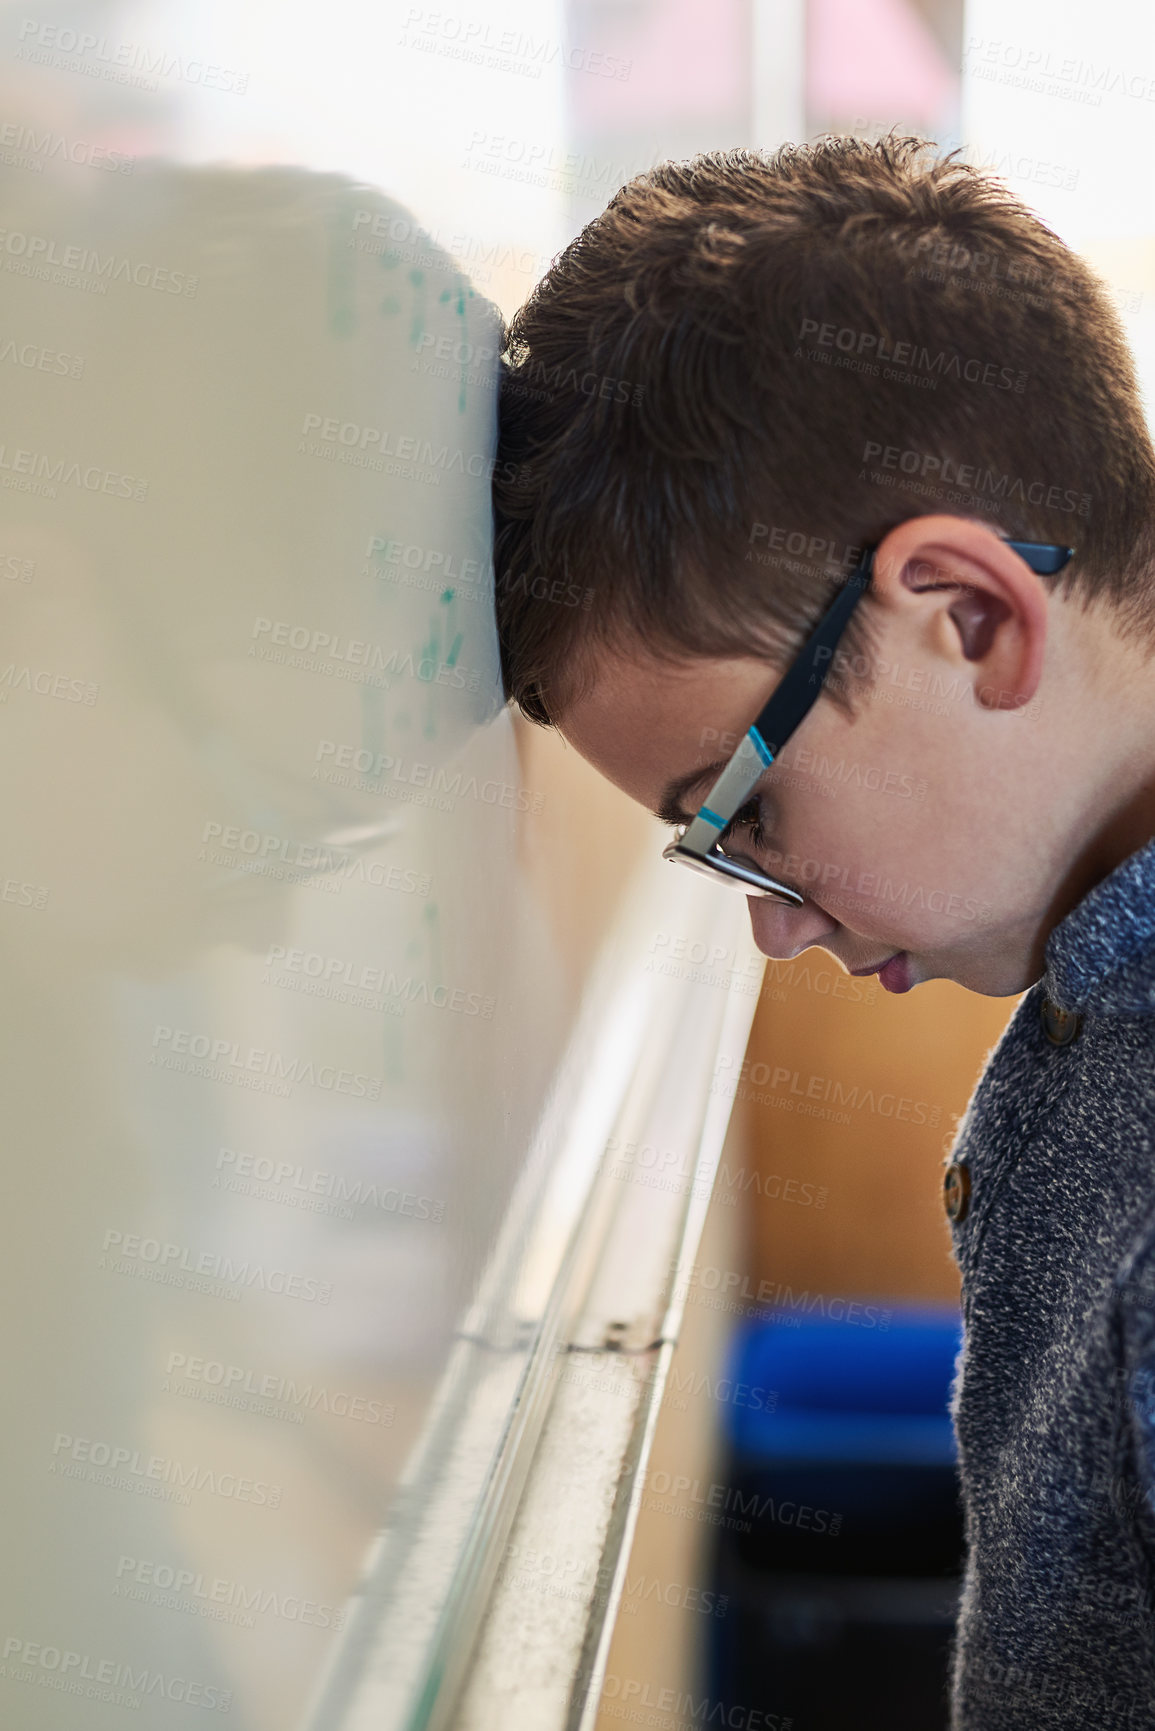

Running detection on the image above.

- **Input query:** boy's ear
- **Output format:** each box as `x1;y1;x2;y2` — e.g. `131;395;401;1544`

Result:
870;514;1050;709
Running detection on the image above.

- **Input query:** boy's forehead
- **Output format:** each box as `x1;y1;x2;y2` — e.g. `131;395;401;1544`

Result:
555;644;778;813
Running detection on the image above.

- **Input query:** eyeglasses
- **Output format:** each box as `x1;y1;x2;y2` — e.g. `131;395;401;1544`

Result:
662;538;1075;903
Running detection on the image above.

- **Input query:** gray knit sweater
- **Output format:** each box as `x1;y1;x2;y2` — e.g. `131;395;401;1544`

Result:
948;834;1155;1728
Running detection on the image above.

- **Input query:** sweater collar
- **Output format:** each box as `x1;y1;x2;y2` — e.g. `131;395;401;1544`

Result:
1043;834;1155;1016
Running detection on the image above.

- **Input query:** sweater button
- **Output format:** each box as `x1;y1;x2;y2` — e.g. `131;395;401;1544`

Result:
944;1162;971;1224
1041;996;1082;1046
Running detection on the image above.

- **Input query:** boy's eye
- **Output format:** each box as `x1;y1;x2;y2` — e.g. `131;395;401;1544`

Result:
720;798;767;854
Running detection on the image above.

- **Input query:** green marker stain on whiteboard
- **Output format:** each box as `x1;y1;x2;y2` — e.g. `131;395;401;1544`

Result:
440;587;460;661
419;624;439;672
458;282;475;417
439;278;473;414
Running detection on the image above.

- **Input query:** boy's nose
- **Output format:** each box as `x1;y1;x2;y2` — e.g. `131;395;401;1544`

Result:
746;894;839;961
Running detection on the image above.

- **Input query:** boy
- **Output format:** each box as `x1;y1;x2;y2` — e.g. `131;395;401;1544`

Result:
492;138;1155;1728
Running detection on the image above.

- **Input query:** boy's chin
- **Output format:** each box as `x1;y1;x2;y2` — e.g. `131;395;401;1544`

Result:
929;950;1040;998
859;936;1036;998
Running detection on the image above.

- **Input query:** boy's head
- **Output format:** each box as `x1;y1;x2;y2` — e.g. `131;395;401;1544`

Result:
493;137;1155;997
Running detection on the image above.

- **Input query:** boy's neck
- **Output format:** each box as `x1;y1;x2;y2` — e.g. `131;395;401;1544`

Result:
1036;637;1155;970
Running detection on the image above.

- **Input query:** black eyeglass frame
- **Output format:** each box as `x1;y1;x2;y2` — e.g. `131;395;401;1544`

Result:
662;538;1075;903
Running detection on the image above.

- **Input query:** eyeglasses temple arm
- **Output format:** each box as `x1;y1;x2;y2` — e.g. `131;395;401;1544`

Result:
679;539;1070;854
679;550;874;853
679;730;774;855
748;547;875;757
1006;540;1074;576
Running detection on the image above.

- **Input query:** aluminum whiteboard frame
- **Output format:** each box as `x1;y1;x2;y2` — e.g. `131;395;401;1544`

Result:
304;843;765;1731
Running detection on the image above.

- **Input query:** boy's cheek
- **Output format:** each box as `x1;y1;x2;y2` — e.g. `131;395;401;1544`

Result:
772;815;977;933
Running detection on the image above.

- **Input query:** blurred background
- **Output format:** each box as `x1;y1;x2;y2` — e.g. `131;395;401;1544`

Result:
2;0;1153;1726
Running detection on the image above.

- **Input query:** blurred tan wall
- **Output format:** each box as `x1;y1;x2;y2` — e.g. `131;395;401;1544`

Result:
740;962;1019;1301
512;714;658;991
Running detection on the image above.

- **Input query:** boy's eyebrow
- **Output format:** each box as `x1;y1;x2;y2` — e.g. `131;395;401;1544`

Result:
655;760;727;827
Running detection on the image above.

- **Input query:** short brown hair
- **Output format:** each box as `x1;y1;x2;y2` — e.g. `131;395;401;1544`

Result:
493;135;1155;725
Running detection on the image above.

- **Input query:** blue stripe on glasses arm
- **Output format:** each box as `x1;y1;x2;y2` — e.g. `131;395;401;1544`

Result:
681;730;773;852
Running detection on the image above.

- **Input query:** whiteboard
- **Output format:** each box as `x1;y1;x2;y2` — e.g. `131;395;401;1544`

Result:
0;156;600;1731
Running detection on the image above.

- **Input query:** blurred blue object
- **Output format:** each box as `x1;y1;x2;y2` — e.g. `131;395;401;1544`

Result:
724;1305;964;1465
